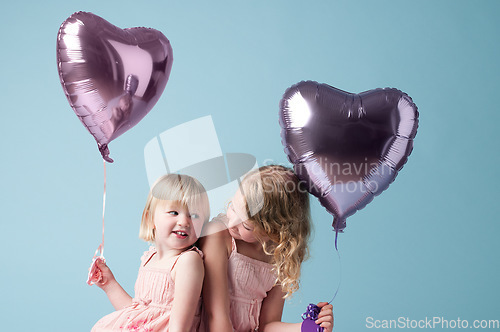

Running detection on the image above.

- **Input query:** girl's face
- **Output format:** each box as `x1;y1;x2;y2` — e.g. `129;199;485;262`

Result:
227;190;259;243
153;200;205;250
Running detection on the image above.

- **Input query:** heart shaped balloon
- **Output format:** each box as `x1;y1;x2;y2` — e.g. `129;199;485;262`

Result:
279;81;418;235
57;12;173;162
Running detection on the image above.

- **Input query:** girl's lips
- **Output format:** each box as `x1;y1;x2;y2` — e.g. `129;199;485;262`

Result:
172;230;188;239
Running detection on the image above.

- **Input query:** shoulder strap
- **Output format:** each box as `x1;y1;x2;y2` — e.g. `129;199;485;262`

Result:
231;237;237;253
170;246;203;272
141;246;157;266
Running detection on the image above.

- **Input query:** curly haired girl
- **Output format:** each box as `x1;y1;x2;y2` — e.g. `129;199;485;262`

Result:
201;165;333;332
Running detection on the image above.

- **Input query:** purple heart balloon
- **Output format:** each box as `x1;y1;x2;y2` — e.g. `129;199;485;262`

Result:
279;81;418;236
56;12;173;162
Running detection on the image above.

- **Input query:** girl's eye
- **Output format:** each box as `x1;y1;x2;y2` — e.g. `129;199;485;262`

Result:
242;222;253;231
168;211;178;216
190;213;199;219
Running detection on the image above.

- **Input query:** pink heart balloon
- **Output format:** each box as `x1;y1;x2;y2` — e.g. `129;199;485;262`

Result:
279;81;419;239
57;12;173;162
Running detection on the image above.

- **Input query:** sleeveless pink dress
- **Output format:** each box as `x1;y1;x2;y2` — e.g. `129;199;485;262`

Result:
91;246;202;332
227;238;277;332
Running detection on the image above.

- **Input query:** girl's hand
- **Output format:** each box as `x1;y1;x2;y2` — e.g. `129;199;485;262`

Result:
315;302;334;332
94;258;117;291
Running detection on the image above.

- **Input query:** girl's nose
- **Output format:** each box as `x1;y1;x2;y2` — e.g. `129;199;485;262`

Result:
177;214;191;227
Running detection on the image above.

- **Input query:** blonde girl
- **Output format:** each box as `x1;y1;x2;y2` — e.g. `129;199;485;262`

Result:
201;165;333;332
91;174;209;332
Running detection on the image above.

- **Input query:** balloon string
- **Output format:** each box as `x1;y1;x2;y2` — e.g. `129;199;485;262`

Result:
328;231;342;304
100;160;106;258
91;160;106;260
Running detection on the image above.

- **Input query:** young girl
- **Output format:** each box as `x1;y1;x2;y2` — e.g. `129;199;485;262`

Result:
200;165;333;332
91;174;209;332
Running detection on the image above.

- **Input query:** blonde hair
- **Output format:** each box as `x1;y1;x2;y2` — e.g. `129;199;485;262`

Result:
240;165;310;298
140;174;210;242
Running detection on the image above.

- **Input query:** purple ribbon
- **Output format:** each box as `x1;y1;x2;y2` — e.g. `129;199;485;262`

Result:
301;304;324;332
302;303;321;320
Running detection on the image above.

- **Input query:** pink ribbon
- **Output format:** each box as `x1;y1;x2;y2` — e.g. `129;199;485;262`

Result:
87;160;107;285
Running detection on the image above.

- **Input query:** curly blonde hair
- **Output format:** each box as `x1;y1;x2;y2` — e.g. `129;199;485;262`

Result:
240;165;310;298
140;174;210;242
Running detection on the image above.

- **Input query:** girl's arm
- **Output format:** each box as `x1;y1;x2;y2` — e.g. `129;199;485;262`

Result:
94;259;133;310
258;285;293;332
199;224;234;332
259;286;334;332
169;250;205;332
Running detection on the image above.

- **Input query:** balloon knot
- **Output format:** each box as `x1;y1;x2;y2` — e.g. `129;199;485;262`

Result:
98;144;114;163
332;218;346;232
302;303;321;321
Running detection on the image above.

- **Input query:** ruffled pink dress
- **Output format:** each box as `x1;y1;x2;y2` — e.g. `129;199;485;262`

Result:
91;246;202;332
227;238;277;332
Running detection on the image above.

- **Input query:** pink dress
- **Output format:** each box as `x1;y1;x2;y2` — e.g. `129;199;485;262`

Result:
227;238;277;332
92;247;202;332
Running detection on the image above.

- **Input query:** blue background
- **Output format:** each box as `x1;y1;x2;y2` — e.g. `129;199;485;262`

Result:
1;0;499;330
